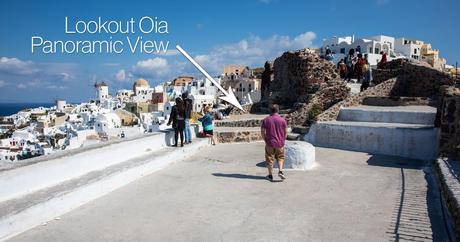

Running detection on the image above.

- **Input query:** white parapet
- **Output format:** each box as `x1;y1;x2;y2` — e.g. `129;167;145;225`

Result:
305;121;438;161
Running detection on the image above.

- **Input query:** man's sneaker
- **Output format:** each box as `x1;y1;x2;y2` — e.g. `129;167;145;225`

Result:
266;174;273;181
278;171;286;180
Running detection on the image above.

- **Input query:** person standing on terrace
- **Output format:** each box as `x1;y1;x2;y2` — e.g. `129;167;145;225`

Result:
261;104;288;182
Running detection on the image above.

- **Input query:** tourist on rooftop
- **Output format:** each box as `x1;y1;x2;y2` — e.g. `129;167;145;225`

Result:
345;49;355;82
361;54;372;92
184;97;193;144
378;51;387;69
261;104;288;182
338;59;347;80
167;97;186;147
356;45;362;54
198;106;217;145
325;48;334;62
355;53;365;83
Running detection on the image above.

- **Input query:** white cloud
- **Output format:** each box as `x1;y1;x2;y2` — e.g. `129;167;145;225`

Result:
46;85;67;89
156;49;180;56
131;57;171;79
190;31;317;74
0;57;39;75
60;72;74;81
14;79;68;90
16;83;27;89
115;69;126;81
0;80;6;87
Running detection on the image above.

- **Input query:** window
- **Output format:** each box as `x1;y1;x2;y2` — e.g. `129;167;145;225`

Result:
375;48;380;54
340;48;345;54
369;47;372;53
414;48;417;54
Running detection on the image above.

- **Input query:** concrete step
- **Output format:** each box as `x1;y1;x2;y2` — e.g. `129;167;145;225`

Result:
362;96;434;106
337;105;436;125
305;121;438;160
0;136;209;240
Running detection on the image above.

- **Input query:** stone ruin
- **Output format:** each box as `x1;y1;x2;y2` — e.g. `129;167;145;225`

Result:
373;58;453;97
260;48;349;126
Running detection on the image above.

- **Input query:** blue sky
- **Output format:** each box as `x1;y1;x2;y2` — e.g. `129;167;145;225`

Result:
0;0;458;103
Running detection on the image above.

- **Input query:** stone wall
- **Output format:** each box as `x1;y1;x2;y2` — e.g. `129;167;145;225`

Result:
316;78;397;121
268;48;346;105
438;86;460;158
214;119;261;127
216;130;262;143
259;48;349;126
286;84;349;126
434;158;460;240
373;59;453;97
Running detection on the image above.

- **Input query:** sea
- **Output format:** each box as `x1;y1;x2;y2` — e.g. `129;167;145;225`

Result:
0;103;53;116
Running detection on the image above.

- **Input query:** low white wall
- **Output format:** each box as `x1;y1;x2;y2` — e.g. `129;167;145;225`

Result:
338;107;436;125
0;131;176;203
305;122;439;161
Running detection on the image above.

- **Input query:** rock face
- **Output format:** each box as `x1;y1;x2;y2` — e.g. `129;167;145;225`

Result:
268;48;345;105
283;141;316;170
438;86;460;158
373;59;453;97
260;48;349;126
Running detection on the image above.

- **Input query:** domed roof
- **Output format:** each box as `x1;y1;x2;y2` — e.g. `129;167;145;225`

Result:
134;79;150;87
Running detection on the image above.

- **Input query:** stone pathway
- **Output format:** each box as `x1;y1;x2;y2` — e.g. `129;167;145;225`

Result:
9;143;453;242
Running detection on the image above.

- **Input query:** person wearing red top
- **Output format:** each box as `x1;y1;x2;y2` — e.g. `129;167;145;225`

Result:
261;104;288;181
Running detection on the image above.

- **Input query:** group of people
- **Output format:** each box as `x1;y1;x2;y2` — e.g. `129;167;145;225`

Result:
167;94;217;147
168;95;288;182
336;49;372;92
327;47;389;92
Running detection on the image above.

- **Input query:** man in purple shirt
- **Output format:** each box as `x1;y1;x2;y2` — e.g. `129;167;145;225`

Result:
261;104;288;181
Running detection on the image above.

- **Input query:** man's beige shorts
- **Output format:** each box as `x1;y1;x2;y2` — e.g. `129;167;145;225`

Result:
265;145;285;167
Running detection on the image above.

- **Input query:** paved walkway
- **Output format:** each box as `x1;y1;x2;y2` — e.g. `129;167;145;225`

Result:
10;142;453;241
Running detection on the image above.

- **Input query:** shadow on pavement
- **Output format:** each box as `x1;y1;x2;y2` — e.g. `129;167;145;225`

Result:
212;173;266;180
366;154;426;170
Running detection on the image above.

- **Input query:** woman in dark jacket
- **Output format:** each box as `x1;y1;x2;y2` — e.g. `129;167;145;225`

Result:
167;98;186;147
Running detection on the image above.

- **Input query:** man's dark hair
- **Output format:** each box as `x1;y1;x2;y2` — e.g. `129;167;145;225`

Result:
271;104;279;114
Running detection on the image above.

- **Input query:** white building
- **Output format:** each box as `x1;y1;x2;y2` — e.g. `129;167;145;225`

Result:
116;89;134;102
95;82;109;101
321;35;402;66
94;112;122;134
56;99;66;111
190;94;215;112
132;79;156;103
394;38;423;60
187;78;219;97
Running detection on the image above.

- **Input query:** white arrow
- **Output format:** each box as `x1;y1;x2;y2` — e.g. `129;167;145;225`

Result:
175;45;244;111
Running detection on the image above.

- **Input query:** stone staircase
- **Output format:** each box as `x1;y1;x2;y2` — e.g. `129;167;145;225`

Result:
305;105;439;160
0;131;209;240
